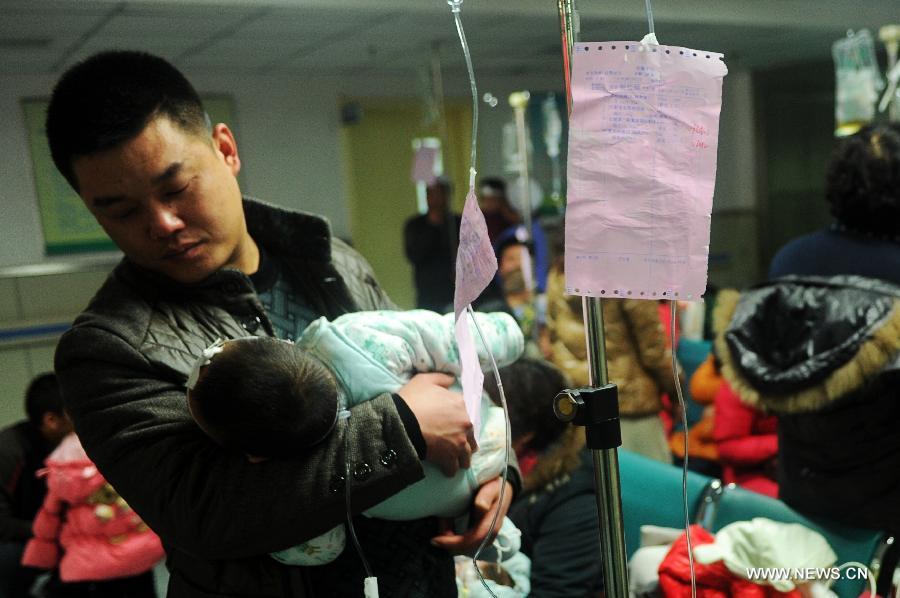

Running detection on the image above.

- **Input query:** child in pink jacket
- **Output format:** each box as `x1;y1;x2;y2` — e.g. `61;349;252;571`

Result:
21;433;164;596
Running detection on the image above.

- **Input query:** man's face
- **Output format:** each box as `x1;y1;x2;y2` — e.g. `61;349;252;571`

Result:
71;117;256;283
478;188;502;214
426;184;449;214
499;243;525;276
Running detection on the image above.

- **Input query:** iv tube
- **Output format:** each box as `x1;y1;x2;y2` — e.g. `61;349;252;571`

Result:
467;305;511;597
645;0;656;36
670;302;697;598
448;2;510;596
449;0;478;177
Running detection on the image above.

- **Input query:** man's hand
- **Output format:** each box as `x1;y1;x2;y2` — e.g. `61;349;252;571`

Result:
431;478;514;555
397;373;477;477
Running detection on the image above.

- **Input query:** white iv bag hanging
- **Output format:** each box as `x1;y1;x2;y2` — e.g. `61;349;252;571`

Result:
832;29;883;137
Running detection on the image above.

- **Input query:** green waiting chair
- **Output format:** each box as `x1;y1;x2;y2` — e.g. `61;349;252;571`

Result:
618;449;715;558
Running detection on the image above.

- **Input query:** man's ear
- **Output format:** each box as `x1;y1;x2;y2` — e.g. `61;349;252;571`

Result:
41;411;72;439
211;123;241;176
41;411;57;430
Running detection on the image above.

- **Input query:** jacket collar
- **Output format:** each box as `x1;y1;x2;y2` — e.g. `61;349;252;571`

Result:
243;196;332;263
522;426;586;494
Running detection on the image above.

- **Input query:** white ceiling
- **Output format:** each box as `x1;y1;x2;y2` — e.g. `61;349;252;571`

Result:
1;0;898;78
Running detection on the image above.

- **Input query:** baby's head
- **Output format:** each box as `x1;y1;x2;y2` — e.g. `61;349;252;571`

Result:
187;336;339;459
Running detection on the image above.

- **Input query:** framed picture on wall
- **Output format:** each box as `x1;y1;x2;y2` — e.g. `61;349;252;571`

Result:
21;95;238;256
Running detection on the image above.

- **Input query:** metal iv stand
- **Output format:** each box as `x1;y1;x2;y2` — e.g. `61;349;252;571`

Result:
551;1;630;595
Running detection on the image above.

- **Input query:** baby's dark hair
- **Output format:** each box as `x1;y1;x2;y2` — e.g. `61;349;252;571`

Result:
484;357;570;452
189;337;339;458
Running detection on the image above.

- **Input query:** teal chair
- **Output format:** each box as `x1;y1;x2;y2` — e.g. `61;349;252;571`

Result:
618;449;715;558
707;483;889;597
674;338;712;426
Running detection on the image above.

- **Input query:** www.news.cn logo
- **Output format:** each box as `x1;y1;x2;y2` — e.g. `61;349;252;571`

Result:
745;567;869;582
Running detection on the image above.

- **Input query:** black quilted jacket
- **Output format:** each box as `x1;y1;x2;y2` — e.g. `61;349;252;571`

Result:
55;198;436;597
716;275;900;533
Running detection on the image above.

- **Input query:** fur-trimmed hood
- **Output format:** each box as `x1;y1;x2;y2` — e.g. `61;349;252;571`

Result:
715;275;900;414
522;426;586;494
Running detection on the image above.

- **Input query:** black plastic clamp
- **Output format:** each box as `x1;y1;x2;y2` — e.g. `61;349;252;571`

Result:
553;384;622;450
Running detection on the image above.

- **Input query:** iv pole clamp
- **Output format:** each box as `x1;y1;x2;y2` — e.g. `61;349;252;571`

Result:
554;385;621;450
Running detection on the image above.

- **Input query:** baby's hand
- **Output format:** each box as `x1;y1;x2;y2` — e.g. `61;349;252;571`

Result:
431;478;513;555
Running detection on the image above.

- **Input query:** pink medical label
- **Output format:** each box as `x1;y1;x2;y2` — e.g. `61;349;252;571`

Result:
453;185;497;432
410;146;438;184
566;42;727;300
454;312;483;435
453;187;498;317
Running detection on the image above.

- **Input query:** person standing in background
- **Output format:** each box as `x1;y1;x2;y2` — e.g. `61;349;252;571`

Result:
404;176;462;312
0;373;72;597
545;256;677;464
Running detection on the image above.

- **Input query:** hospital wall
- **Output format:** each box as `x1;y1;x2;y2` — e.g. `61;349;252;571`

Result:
0;66;762;426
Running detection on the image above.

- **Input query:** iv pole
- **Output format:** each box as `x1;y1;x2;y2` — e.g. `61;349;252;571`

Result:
430;43;459;276
509;92;534;242
552;0;630;595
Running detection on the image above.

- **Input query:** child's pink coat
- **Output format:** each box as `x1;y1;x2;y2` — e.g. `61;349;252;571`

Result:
21;434;164;581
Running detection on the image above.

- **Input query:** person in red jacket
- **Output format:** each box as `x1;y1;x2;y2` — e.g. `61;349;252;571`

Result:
22;433;164;597
713;381;778;498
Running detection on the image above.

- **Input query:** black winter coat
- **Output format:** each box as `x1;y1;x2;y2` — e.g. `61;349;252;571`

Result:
716;275;900;533
55;199;438;597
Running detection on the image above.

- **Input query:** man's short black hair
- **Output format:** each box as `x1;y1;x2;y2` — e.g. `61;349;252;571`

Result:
826;123;900;238
427;175;453;196
46;50;209;189
25;373;64;428
495;227;535;264
190;337;339;458
484;358;569;451
479;177;507;196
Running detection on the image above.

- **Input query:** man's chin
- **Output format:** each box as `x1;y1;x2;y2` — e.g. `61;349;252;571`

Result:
138;259;217;285
156;244;224;283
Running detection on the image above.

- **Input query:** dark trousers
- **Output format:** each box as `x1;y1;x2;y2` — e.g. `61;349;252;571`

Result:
0;541;40;598
42;571;156;598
